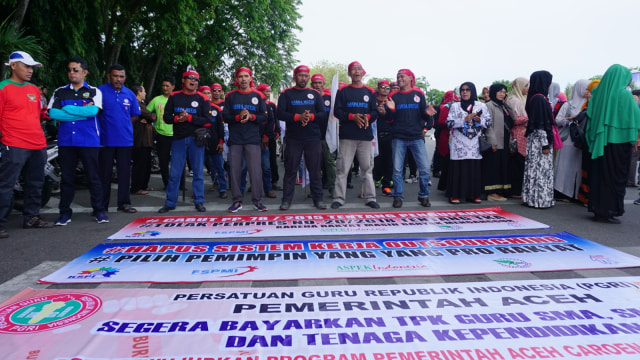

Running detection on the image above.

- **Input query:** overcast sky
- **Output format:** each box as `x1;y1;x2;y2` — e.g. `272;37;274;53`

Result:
294;0;639;92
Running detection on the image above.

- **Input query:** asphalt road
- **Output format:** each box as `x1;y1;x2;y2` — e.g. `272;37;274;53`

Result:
1;137;639;303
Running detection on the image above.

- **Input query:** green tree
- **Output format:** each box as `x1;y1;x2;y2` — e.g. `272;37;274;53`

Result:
2;0;302;98
306;60;350;89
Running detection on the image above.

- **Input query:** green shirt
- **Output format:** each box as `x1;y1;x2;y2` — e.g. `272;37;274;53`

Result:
147;95;172;136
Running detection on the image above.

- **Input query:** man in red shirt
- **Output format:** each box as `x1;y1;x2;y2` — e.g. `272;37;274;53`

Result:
0;51;53;238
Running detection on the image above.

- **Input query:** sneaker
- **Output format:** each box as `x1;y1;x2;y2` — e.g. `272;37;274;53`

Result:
195;203;206;212
296;177;302;184
279;202;290;210
375;180;382;188
405;175;417;183
392;197;403;208
219;191;228;199
382;187;392;196
228;202;243;213
0;226;9;239
254;202;267;212
23;216;53;229
265;190;277;198
55;214;72;226
158;205;175;213
95;212;110;223
472;197;482;203
419;196;431;207
449;198;460;204
330;201;342;209
634;198;640;205
314;201;327;210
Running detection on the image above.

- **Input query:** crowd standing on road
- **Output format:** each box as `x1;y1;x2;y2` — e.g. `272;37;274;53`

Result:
2;50;640;238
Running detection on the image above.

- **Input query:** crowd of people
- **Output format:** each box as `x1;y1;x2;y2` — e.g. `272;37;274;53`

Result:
1;50;640;239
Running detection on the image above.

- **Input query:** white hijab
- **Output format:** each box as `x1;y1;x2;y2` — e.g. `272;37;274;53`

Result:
507;77;529;117
548;82;561;107
568;79;590;116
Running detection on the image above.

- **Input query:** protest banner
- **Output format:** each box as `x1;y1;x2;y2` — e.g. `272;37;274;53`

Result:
107;207;549;240
2;277;640;359
39;232;640;284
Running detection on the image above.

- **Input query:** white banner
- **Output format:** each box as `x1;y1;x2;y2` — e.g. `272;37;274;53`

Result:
2;277;640;359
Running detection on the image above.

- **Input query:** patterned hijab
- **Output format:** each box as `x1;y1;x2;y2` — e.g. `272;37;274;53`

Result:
586;64;640;159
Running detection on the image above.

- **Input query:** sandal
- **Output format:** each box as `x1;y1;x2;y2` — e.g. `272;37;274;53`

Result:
145;187;155;191
117;205;138;213
134;189;149;195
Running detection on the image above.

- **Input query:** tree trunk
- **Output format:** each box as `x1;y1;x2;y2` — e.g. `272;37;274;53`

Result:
12;0;29;34
145;51;165;102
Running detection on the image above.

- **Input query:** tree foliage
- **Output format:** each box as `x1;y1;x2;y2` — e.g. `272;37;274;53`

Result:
1;0;302;98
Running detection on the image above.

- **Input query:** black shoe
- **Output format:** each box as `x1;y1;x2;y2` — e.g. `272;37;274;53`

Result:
366;201;380;209
419;196;431;207
0;226;9;239
195;204;206;212
593;215;620;224
392;197;403;208
314;201;327;210
23;216;54;229
279;202;290;211
330;201;342;209
347;182;354;189
158;205;175;213
219;192;228;199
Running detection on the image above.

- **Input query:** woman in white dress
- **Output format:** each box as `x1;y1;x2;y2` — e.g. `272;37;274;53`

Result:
553;79;589;201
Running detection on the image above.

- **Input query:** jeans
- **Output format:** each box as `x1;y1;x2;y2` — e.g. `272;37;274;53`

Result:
165;136;204;207
206;152;227;193
392;138;430;199
0;145;46;225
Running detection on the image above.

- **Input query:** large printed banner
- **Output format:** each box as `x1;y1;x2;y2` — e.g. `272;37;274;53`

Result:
3;277;640;359
107;207;549;240
39;232;640;284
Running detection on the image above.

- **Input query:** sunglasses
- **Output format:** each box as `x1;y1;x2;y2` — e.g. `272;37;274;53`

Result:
184;76;200;82
379;86;390;90
67;67;81;73
460;88;471;92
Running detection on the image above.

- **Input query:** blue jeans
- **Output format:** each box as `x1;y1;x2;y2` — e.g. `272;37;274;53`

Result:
165;137;204;207
392;138;430;199
206;152;227;193
0;145;46;225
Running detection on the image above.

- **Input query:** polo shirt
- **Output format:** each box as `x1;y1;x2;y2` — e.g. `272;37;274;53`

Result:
0;79;46;149
48;82;103;147
98;84;141;147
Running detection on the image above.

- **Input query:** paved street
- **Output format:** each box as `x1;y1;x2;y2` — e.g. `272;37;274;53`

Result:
1;137;639;303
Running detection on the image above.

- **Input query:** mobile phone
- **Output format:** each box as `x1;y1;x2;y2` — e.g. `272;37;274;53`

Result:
476;110;483;116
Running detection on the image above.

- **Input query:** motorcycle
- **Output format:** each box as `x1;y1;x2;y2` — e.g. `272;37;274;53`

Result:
12;143;60;211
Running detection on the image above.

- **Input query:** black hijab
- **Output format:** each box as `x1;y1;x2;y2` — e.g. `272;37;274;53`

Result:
459;82;477;113
524;70;554;145
489;84;507;105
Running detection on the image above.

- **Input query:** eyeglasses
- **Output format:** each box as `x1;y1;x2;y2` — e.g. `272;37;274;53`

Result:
67;67;81;73
460;88;471;92
184;76;200;82
212;89;222;92
379;86;390;90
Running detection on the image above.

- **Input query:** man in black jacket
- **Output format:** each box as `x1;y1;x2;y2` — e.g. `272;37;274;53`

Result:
157;70;211;213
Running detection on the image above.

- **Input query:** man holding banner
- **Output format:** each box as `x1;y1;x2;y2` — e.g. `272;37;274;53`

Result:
277;65;328;210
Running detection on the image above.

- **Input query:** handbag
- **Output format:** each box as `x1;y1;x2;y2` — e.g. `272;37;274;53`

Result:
552;125;563;149
569;111;588;149
478;131;492;153
193;127;210;147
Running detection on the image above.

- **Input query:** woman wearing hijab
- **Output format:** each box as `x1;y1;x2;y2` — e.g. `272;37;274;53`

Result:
522;70;555;209
553;79;590;202
483;84;515;201
435;90;459;191
585;64;640;223
446;82;491;204
549;82;565;119
506;77;529;198
577;79;601;205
